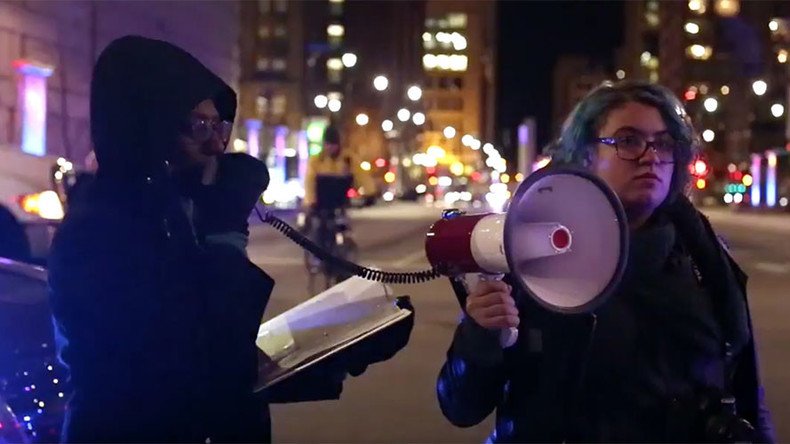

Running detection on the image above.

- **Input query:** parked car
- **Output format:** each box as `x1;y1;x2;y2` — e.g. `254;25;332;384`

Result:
0;257;68;442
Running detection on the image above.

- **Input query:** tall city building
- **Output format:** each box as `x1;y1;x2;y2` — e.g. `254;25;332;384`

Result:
238;0;497;200
0;0;239;165
421;0;496;169
551;55;610;134
238;0;426;201
618;0;790;171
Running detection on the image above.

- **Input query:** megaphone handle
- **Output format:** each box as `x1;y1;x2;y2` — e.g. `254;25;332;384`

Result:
478;273;519;349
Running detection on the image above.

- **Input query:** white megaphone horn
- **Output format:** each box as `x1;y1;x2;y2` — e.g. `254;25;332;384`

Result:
425;167;629;348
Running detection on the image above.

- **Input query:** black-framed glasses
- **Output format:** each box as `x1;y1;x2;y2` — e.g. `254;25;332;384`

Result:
595;133;678;163
184;118;233;144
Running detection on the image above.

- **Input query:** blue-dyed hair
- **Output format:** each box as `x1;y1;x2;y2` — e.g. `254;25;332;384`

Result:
546;80;700;204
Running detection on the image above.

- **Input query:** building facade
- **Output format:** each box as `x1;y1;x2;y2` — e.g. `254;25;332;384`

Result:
0;0;240;165
238;0;496;199
421;0;496;169
619;0;790;166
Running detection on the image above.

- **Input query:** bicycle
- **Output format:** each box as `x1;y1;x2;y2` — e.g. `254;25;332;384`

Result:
300;207;359;295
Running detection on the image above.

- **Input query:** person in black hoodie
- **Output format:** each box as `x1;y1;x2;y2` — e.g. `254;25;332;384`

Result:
437;81;774;443
48;36;411;443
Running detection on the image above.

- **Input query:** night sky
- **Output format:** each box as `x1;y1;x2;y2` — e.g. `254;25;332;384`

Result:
496;0;625;158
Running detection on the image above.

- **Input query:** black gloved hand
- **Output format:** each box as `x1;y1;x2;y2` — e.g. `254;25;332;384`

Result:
193;153;270;237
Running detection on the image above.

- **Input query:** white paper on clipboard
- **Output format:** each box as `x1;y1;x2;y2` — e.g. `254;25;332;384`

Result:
255;276;412;391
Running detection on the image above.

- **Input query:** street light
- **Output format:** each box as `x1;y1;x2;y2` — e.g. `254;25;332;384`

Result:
443;126;456;139
771;103;785;118
355;113;369;126
314;94;328;109
382;119;394;132
373;75;389;91
461;134;474;146
328;98;342;112
397;108;411;122
407;85;422;101
702;129;715;142
703;97;718;112
769;20;779;32
471;139;481;150
412;112;426;125
342;53;357;68
752;80;767;96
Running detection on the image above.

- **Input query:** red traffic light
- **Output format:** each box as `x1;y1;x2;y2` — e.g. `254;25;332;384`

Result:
375;158;387;168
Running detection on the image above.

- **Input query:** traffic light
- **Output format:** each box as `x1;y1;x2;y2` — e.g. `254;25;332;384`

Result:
375;158;387;168
691;159;709;177
696;178;706;190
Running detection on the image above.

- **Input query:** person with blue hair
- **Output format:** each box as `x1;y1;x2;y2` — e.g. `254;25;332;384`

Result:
437;80;774;443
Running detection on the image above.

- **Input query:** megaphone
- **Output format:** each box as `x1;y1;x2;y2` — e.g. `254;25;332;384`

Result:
425;167;628;347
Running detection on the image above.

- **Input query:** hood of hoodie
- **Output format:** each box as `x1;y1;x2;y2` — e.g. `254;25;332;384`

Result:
90;35;236;181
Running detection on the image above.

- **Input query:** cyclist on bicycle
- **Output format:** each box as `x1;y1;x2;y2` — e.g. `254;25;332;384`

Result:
300;125;373;289
303;125;374;210
302;125;374;229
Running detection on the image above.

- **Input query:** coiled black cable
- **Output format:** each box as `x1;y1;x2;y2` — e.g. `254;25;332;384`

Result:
255;206;442;284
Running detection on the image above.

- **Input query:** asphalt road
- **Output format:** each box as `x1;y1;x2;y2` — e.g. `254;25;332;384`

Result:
247;203;790;443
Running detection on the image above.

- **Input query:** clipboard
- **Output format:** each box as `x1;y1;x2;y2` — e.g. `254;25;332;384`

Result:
255;276;412;391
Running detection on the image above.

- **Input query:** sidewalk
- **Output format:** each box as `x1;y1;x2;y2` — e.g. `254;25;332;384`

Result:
701;207;790;233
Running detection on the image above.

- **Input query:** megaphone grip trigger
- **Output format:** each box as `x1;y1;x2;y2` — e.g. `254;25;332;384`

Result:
500;327;518;348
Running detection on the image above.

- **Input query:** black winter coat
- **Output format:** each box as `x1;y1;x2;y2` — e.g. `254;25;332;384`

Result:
48;36;339;443
437;199;774;443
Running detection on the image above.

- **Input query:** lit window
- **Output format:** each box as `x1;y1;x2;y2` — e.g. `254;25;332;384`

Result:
327;24;345;37
714;0;739;17
258;25;271;38
688;0;707;14
423;54;437;70
449;55;467;71
256;57;270;71
778;49;788;64
451;33;467;51
274;25;287;38
640;51;652;66
326;58;343;70
646;0;659;11
258;0;271;14
256;96;269;115
272;58;287;71
272;95;286;116
447;13;467;28
686;44;713;60
649;71;659;83
645;11;659;27
328;69;342;84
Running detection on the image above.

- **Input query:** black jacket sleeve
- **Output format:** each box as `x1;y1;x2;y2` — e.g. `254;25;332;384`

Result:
437;316;507;427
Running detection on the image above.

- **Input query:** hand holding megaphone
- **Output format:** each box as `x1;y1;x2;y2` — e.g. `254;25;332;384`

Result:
465;278;520;347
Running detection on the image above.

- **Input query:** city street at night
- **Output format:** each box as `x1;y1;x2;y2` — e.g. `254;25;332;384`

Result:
4;0;790;442
251;203;790;443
